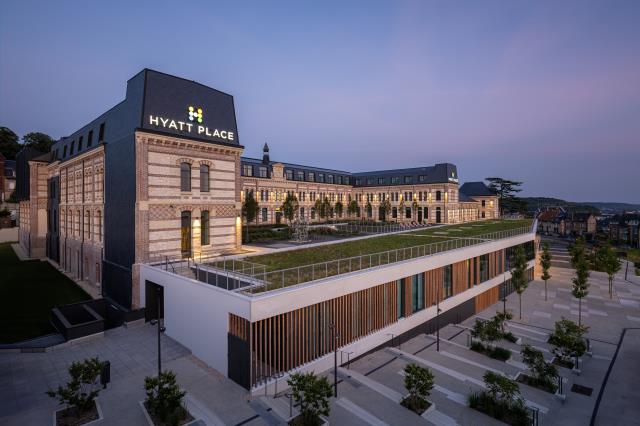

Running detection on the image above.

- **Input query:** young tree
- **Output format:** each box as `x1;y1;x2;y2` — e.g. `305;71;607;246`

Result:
287;372;332;425
314;198;323;221
548;318;588;367
569;237;586;269
334;201;344;218
242;191;259;242
281;193;299;223
521;345;558;392
320;197;331;222
381;198;391;222
483;371;523;406
540;242;552;301
494;311;513;336
412;199;419;221
402;363;434;412
511;246;528;319
471;318;501;350
347;199;359;218
144;370;189;425
571;253;590;327
601;243;621;299
47;357;105;414
485;177;523;215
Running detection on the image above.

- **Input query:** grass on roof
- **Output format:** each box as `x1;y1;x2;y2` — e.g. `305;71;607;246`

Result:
247;219;532;273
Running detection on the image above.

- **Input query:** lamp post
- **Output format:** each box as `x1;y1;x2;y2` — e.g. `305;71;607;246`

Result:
329;323;339;397
150;286;166;379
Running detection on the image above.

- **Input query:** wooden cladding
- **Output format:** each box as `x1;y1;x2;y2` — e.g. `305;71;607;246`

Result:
250;281;398;386
475;286;500;312
229;313;249;341
243;247;522;388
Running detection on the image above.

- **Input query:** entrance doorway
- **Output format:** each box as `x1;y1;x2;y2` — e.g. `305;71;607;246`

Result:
436;207;442;223
145;281;164;322
181;211;192;257
275;211;282;224
379;206;386;222
417;207;423;223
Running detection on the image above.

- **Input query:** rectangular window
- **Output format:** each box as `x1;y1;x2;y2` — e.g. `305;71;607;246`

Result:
436;190;442;201
355;178;361;185
443;265;453;299
201;210;210;245
397;280;405;319
259;166;268;178
297;171;304;181
243;165;253;177
327;174;334;184
419;175;426;182
412;273;424;313
404;176;412;184
181;211;191;257
308;172;315;182
285;169;293;180
261;208;268;222
378;178;385;185
180;162;191;191
78;136;83;151
480;254;489;282
481;200;486;207
318;173;324;183
98;123;105;142
87;130;93;147
200;165;210;192
391;177;400;184
366;178;374;185
337;176;342;185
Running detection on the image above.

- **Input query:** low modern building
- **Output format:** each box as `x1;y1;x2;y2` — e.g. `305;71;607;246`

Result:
16;69;533;394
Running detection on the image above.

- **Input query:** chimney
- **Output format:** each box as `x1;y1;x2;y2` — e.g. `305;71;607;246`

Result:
262;143;270;165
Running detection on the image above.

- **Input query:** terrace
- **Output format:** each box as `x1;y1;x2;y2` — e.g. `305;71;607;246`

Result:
153;219;534;295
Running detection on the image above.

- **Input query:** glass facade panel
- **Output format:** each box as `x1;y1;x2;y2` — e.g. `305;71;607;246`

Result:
443;265;453;299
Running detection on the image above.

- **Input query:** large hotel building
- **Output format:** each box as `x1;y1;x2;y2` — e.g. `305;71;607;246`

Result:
16;70;534;391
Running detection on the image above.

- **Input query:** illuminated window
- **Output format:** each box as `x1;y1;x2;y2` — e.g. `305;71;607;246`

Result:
285;169;293;180
327;174;334;184
391;177;400;184
404;176;412;184
307;172;315;182
201;210;210;245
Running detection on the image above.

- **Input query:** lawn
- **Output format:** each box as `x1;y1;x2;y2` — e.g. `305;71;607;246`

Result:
245;219;532;273
0;242;91;343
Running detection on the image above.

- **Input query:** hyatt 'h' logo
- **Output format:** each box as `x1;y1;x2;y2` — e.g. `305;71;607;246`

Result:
188;106;203;123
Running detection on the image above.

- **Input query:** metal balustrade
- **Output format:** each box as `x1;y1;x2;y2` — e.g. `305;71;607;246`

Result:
148;221;536;295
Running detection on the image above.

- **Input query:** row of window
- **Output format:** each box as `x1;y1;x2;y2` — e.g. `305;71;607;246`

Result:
356;174;431;186
61;209;103;241
180;163;210;192
55;123;105;161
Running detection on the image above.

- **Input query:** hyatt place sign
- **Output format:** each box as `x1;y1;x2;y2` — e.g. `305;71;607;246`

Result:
148;106;235;142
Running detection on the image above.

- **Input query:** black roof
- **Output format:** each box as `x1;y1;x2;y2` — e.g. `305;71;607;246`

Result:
458;192;475;202
460;182;495;196
352;163;457;187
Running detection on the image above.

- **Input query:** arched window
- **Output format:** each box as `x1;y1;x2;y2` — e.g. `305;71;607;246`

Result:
200;165;210;192
180;162;191;191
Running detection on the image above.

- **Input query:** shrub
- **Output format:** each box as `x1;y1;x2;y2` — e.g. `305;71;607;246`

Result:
47;357;104;414
144;371;189;426
401;363;434;414
503;332;518;343
288;372;332;425
469;391;530;426
470;341;511;361
0;208;10;218
548;318;588;366
520;345;558;393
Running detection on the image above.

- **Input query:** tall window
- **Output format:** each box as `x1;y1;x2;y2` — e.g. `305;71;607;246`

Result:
243;165;253;176
443;264;453;299
285;170;293;180
85;210;90;240
96;210;102;241
412;273;424;313
200;165;210;192
261;208;268;222
180;162;191;191
78;136;83;151
201;210;210;245
181;211;192;257
259;166;268;178
397;280;405;319
436;190;442;201
87;130;93;147
480;254;489;282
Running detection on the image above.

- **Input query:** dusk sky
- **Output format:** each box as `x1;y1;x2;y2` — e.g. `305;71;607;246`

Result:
1;1;638;203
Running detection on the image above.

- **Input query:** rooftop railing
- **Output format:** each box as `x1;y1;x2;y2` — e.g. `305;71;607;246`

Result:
149;222;535;295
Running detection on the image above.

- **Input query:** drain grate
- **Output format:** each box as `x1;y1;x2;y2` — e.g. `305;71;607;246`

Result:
571;383;593;396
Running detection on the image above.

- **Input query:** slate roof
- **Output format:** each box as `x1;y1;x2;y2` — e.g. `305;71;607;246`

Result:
459;182;495;197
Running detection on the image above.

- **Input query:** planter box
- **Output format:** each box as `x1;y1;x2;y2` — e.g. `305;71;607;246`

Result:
53;399;103;426
287;415;328;425
139;401;200;426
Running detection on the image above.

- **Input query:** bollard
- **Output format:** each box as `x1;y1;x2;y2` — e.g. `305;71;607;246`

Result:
100;361;111;389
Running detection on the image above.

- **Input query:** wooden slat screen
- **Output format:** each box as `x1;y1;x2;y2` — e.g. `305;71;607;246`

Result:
475;286;500;313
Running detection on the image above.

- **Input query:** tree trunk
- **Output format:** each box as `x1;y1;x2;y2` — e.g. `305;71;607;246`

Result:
578;298;582;327
609;277;613;299
519;293;522;319
544;279;548;301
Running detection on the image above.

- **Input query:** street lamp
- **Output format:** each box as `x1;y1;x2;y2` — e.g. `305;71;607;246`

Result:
329;323;340;397
150;286;166;378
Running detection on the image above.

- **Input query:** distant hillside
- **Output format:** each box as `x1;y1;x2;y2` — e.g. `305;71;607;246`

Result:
577;202;640;214
520;197;600;215
520;198;640;215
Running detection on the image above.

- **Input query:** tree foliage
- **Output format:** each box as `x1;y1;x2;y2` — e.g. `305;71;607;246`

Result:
0;126;21;160
521;345;558;392
144;370;188;426
347;199;359;217
484;371;522;406
242;191;259;242
600;243;621;298
287;372;332;425
334;201;343;218
511;246;528;319
485;177;524;214
404;363;434;404
46;357;104;413
23;131;55;153
381;198;391;220
571;240;590;326
548;318;588;365
281;193;299;223
471;318;502;347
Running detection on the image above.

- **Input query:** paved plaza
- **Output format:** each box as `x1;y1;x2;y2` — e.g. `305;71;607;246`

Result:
2;257;640;425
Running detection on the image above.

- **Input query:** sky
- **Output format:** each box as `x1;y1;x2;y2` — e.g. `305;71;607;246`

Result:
1;0;639;203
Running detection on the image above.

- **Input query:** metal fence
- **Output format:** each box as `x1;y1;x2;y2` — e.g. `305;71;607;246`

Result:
150;222;535;295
